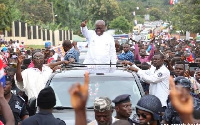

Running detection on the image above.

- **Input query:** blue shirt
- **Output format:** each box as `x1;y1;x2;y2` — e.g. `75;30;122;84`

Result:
64;47;80;62
117;50;134;62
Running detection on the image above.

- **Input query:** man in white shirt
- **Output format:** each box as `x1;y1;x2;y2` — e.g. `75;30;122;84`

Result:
81;20;117;64
128;53;170;108
16;51;70;100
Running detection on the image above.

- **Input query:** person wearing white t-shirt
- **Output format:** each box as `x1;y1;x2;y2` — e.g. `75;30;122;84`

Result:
81;20;117;64
128;53;170;109
16;51;70;99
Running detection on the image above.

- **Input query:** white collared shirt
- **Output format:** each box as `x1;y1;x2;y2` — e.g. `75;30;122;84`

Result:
15;65;53;99
81;26;117;64
137;65;170;107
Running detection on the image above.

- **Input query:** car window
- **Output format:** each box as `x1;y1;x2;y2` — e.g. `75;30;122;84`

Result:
50;76;141;108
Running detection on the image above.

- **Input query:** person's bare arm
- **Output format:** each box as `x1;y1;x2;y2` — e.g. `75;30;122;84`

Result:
16;55;24;82
169;77;194;124
46;60;70;69
69;72;89;125
0;83;15;125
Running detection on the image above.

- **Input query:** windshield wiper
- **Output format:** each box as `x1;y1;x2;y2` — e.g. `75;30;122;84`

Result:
53;106;73;110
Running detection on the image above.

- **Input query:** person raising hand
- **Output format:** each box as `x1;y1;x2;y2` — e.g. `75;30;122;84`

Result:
69;71;89;125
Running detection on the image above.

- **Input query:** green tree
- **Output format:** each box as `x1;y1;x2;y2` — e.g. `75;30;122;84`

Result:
0;2;12;31
18;0;53;24
109;16;131;34
148;7;162;21
169;0;200;33
87;0;121;27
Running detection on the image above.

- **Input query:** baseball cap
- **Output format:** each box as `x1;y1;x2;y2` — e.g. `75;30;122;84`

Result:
94;97;112;112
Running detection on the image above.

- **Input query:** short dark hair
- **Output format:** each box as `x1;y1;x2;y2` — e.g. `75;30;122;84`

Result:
154;52;165;59
134;60;141;65
26;50;31;55
175;62;185;69
62;40;72;48
32;50;41;57
50;50;55;55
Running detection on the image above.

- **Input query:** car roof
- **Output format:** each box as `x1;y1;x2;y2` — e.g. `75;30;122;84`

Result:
54;68;135;78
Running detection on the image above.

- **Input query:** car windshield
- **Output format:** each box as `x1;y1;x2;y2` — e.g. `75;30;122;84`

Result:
50;76;141;108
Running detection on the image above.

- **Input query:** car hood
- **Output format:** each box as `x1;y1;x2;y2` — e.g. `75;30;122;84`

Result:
52;109;95;125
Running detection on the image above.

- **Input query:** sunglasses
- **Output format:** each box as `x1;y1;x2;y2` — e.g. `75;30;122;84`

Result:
137;113;147;119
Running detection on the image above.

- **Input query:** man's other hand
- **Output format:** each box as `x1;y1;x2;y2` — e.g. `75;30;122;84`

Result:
81;20;87;27
17;55;25;64
169;76;193;115
69;71;89;110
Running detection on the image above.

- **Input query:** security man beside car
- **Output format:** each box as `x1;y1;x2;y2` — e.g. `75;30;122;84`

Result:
21;86;66;125
112;94;133;125
0;75;29;125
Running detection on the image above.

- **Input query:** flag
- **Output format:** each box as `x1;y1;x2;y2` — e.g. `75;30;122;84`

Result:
169;0;174;5
0;59;5;87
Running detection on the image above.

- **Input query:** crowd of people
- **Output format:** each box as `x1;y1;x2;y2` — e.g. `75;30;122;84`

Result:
0;19;199;125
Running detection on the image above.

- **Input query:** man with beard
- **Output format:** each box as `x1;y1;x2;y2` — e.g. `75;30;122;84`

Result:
81;20;116;64
112;94;133;125
88;97;117;125
16;51;70;100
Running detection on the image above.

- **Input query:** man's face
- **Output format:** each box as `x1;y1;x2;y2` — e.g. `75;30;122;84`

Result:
4;81;12;96
152;55;164;68
136;109;153;125
171;52;175;58
95;23;105;36
123;44;130;53
115;42;120;52
50;52;54;57
63;46;68;52
139;49;146;57
116;102;132;118
7;71;15;80
174;64;185;76
95;110;113;125
166;50;172;57
33;52;44;68
195;71;200;83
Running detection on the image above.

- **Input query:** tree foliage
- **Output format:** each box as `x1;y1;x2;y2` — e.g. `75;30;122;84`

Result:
169;0;200;33
87;0;121;27
110;16;131;34
1;0;198;34
148;8;162;21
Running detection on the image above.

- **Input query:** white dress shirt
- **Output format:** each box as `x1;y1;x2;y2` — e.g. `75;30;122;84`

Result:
15;65;53;99
81;26;117;64
137;65;170;107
